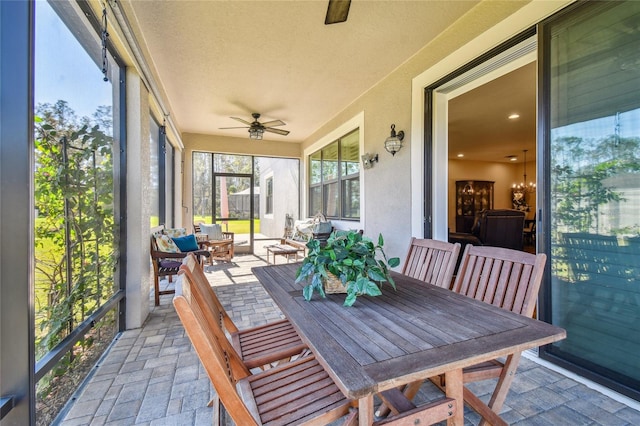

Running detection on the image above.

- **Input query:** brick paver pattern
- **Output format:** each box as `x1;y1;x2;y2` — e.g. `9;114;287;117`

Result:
59;254;640;426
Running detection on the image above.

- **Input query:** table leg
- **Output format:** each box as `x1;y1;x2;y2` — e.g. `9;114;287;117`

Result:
477;351;522;426
445;368;464;426
358;395;374;426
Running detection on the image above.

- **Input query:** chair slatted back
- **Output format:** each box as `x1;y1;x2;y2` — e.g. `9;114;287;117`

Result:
173;276;259;425
178;267;251;377
452;245;546;317
402;238;461;289
181;254;239;333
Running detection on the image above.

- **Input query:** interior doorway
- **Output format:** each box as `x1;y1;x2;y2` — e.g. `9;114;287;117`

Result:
428;35;537;240
447;61;537;252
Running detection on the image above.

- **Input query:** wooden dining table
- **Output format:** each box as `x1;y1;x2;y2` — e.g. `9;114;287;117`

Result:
252;263;566;426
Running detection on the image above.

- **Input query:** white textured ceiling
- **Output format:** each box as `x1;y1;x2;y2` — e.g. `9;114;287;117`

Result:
449;62;537;162
124;0;480;142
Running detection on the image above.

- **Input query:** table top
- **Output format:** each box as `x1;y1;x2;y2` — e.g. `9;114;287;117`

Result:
266;244;303;253
252;263;566;399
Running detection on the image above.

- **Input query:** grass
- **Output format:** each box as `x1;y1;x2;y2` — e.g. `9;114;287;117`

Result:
193;217;260;234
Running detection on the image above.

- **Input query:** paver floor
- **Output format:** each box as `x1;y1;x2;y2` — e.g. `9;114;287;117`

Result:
59;254;640;426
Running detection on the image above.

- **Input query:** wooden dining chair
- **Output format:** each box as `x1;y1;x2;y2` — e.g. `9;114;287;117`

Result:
179;254;307;370
375;238;461;418
401;238;461;289
173;273;356;426
444;245;547;425
381;244;546;425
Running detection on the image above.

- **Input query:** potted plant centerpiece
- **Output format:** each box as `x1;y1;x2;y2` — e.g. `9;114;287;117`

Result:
295;230;400;306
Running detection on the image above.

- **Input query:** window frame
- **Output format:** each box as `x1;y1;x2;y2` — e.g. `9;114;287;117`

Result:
265;175;274;216
303;113;365;227
308;129;360;221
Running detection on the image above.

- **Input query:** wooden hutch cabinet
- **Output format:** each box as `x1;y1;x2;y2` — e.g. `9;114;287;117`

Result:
455;180;494;233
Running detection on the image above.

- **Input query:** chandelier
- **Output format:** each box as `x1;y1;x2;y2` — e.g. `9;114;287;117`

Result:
513;149;536;193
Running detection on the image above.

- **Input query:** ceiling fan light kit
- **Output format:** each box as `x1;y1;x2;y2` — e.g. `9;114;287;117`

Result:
249;127;264;140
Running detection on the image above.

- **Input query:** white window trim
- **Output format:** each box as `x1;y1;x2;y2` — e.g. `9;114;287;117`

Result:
303;111;364;230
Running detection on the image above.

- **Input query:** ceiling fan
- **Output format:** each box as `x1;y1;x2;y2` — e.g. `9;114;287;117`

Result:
220;113;290;139
325;0;351;25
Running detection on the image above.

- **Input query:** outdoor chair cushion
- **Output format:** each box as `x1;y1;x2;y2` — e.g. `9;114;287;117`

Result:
163;227;187;238
172;234;199;252
199;223;223;240
155;234;181;253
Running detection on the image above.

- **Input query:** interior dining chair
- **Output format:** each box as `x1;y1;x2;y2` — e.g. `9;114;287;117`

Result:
173;273;356;426
524;213;537;245
401;238;461;288
179;254;307;370
381;244;546;426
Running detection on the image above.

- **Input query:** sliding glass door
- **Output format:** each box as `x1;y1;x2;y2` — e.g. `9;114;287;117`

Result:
540;0;640;400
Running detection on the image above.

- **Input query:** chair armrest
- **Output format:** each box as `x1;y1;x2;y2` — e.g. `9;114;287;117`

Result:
151;249;210;259
151;251;187;260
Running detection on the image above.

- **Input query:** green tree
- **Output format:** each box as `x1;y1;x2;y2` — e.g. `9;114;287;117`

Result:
34;100;116;375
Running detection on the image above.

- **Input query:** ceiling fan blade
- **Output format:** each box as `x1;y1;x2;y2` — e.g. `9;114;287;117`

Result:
264;127;290;136
260;119;286;128
325;0;350;25
230;117;252;125
219;126;250;129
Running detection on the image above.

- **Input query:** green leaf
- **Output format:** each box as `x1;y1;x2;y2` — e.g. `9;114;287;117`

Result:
364;280;383;296
303;285;314;301
378;233;384;246
388;257;400;268
368;268;386;282
343;293;357;307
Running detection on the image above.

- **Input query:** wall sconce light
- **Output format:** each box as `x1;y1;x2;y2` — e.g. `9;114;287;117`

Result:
361;153;378;169
384;124;404;156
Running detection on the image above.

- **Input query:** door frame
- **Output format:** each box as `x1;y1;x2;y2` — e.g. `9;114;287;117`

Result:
1;1;35;422
409;1;569;239
213;171;255;254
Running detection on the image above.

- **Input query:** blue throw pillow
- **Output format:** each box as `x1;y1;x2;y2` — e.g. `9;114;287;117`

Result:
172;234;199;252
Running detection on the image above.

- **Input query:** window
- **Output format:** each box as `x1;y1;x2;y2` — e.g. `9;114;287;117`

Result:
309;129;360;220
266;176;274;215
33;0;122;422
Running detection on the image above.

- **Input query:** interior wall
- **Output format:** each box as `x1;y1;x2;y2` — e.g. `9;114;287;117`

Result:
448;159;537;231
